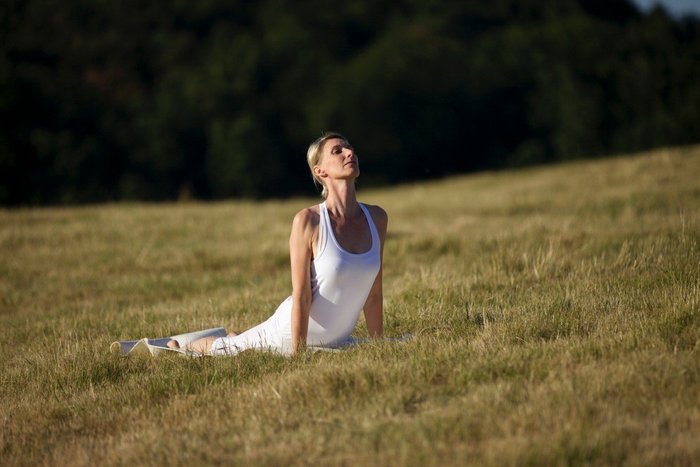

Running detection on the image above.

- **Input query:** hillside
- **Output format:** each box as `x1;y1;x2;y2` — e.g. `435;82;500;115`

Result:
1;146;699;465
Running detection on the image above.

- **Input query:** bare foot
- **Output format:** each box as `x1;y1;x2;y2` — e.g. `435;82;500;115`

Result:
167;339;180;349
227;331;238;337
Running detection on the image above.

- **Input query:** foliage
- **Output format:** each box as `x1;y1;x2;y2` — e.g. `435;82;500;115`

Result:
2;0;700;204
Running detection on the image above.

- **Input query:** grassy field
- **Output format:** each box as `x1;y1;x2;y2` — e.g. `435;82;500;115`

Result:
1;146;699;466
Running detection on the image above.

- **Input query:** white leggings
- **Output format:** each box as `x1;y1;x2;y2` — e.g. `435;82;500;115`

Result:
209;299;292;356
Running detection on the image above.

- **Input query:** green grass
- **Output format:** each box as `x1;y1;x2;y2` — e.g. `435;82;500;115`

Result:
1;146;699;466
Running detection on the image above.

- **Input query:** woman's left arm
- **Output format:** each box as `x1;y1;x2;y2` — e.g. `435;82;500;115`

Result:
363;206;388;338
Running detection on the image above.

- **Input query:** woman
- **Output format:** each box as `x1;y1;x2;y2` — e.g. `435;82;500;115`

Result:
168;132;388;355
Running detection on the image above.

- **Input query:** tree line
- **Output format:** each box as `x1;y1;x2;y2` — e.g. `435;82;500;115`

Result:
2;0;699;205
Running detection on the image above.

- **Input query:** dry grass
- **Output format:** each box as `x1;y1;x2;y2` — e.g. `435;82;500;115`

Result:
1;146;699;466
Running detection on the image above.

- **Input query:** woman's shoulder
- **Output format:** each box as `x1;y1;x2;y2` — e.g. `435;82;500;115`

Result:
362;203;388;232
362;203;387;219
290;206;322;251
291;205;321;231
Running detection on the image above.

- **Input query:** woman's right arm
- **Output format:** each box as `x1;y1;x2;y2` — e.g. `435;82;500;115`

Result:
289;208;316;354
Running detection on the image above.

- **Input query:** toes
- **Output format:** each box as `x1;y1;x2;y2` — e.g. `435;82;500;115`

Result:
166;339;180;349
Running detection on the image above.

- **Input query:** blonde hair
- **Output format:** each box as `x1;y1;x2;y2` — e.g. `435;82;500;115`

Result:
306;131;348;199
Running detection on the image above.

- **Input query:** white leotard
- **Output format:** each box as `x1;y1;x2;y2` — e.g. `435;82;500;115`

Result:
210;201;381;355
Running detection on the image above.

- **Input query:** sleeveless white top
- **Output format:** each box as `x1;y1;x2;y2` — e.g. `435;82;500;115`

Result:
211;202;381;355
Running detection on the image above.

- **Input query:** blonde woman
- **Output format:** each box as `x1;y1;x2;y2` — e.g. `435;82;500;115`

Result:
168;132;387;355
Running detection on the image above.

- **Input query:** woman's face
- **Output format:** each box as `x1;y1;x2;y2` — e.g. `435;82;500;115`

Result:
317;138;359;181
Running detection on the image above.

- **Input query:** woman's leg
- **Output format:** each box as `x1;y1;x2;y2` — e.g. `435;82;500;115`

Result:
172;298;287;355
208;320;281;356
185;336;220;354
167;332;237;354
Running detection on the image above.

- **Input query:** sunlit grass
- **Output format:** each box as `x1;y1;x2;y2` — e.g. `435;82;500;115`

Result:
1;146;699;465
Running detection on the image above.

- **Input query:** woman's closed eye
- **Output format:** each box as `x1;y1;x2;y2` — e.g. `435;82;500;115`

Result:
331;143;353;155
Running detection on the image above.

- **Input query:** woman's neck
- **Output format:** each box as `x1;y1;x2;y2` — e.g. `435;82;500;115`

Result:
324;181;360;218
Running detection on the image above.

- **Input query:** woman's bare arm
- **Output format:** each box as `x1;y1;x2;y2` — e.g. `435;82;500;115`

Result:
289;208;317;354
363;205;388;338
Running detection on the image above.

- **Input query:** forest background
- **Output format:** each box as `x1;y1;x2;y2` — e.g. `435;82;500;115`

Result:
2;0;700;205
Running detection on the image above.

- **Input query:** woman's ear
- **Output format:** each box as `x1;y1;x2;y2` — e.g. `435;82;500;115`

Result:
313;165;326;179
